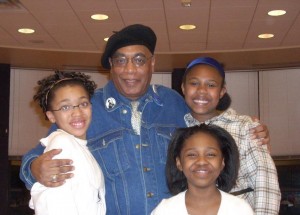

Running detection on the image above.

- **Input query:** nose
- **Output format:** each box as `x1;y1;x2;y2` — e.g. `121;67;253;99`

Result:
124;58;136;73
71;106;83;115
195;155;208;165
196;84;207;94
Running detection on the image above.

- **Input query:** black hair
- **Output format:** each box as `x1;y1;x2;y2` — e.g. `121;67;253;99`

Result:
182;63;231;111
33;71;97;117
166;124;239;195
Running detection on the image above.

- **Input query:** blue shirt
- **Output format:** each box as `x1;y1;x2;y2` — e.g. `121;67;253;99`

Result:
20;80;189;215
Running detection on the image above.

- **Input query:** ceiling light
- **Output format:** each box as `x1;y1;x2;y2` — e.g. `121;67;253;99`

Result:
268;10;286;16
91;14;109;21
179;24;196;30
18;28;35;34
258;33;274;39
104;37;109;42
181;0;192;7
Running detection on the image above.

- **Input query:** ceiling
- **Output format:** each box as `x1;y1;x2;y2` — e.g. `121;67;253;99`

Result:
0;0;300;73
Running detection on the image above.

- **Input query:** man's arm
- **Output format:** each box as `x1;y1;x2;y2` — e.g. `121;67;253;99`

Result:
19;143;45;189
19;124;74;189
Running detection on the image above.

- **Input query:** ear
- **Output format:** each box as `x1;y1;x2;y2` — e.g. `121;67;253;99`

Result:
220;85;227;99
150;56;155;73
221;158;225;171
176;157;183;171
181;83;186;96
46;111;56;123
109;58;113;68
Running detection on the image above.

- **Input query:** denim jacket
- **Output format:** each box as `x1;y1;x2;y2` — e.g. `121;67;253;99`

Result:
20;80;189;215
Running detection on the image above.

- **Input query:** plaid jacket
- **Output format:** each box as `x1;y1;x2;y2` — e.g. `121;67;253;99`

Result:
184;108;281;215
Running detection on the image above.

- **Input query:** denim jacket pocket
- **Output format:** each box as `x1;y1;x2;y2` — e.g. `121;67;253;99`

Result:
88;129;130;177
155;126;177;164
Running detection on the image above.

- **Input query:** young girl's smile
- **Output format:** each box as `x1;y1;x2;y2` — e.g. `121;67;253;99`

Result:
182;64;226;122
46;85;92;139
176;132;224;191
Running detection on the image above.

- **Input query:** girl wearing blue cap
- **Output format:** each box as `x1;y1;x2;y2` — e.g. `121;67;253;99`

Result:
181;57;280;214
152;57;280;214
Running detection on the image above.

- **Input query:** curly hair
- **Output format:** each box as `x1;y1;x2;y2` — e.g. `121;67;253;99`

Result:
166;124;240;195
33;71;97;115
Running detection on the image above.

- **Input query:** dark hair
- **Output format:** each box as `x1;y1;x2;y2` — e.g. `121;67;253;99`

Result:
216;93;231;111
182;57;231;111
33;71;97;116
166;124;239;195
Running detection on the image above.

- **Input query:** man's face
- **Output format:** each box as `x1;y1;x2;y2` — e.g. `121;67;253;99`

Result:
109;45;155;100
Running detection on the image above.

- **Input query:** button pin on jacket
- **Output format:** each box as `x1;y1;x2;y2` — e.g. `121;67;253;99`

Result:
106;97;116;109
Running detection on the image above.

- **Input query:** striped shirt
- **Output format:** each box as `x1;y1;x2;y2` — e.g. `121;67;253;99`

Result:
184;108;281;215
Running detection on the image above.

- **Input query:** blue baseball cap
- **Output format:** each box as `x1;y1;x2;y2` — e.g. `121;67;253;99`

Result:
185;57;225;78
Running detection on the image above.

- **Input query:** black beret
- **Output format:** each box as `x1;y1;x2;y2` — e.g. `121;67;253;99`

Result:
101;24;157;69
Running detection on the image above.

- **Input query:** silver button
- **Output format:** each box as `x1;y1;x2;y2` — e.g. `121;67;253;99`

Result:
143;167;151;172
135;144;140;149
147;192;154;198
122;109;127;114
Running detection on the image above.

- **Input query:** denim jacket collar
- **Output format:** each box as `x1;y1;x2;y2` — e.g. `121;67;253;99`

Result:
103;81;163;112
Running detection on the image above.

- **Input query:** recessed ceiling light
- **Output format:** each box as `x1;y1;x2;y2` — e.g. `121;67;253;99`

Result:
268;10;286;16
179;24;196;30
91;14;109;21
258;33;274;39
18;28;35;34
181;0;192;7
104;37;109;42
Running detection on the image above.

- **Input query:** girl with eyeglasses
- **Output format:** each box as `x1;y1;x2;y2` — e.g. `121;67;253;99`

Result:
29;71;106;215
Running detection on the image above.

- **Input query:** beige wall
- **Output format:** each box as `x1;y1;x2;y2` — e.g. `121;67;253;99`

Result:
8;68;300;156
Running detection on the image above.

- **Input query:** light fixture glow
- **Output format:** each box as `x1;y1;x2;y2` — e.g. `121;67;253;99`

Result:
268;10;286;16
181;0;192;7
91;14;109;21
18;28;35;34
258;33;274;39
104;37;109;42
179;24;196;30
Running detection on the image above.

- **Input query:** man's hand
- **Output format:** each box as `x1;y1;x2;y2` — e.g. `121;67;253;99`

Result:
250;117;271;152
31;149;74;187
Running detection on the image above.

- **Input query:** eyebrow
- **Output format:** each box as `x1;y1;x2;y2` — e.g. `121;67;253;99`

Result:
112;52;146;58
57;96;89;104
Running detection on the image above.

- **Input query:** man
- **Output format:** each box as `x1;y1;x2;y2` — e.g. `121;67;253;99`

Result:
20;24;270;215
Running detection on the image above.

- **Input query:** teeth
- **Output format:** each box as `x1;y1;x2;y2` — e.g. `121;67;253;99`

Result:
193;99;208;104
71;121;85;128
197;170;207;173
125;79;136;83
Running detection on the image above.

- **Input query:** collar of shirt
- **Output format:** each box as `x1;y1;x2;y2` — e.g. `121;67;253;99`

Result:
184;108;237;127
102;80;164;112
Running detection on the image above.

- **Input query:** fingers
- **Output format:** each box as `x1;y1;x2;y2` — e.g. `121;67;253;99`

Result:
250;124;269;139
41;161;74;187
251;116;259;122
52;158;73;168
43;173;74;188
48;164;74;175
51;174;58;182
249;122;271;153
31;149;74;187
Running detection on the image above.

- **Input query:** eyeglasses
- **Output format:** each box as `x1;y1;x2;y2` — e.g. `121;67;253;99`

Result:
51;101;91;112
110;55;153;68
